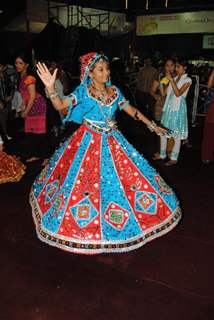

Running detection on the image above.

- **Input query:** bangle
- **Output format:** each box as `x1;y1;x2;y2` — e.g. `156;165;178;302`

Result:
49;92;59;99
147;120;157;132
45;88;58;99
134;110;140;120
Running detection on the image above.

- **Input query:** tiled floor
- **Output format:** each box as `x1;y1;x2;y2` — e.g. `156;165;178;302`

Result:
1;123;214;320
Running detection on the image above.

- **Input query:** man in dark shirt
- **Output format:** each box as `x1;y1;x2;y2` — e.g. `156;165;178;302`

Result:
0;59;14;141
136;57;159;118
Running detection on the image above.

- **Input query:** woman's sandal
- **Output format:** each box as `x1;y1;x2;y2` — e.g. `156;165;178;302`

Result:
152;153;165;161
164;160;177;166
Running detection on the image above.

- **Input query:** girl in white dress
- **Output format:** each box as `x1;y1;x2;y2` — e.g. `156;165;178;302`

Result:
154;58;192;166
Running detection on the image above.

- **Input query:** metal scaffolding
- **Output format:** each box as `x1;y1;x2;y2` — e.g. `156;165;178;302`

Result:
46;1;110;33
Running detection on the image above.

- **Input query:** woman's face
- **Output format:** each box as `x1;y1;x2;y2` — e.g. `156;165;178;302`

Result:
89;59;110;85
175;63;186;76
165;60;175;74
15;57;28;74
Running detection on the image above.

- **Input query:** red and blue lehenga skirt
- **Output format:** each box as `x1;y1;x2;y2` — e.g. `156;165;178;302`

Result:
30;123;181;254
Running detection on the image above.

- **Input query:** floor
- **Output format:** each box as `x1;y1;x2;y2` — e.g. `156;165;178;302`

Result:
1;120;214;320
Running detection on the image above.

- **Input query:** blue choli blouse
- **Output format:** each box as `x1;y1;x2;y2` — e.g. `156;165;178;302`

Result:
62;84;129;126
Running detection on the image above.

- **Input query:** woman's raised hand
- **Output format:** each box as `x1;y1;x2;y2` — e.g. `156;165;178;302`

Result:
36;62;58;89
165;71;173;81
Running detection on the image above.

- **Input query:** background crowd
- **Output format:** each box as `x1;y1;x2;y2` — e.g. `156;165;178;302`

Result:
0;50;214;184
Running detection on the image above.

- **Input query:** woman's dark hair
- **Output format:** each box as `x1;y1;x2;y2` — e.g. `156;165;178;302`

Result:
15;51;45;95
89;56;109;72
164;57;176;66
175;57;188;68
15;51;34;75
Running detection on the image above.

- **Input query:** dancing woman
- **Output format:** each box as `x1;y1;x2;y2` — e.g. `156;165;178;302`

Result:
30;52;181;254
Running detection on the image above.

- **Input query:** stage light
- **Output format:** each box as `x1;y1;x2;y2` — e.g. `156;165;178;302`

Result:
146;0;169;10
125;0;128;10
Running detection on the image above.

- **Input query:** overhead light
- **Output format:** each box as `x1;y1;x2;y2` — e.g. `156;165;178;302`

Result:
0;10;3;14
146;0;169;10
125;0;128;10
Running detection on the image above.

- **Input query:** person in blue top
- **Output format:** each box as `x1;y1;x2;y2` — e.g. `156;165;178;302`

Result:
30;52;181;254
153;58;192;166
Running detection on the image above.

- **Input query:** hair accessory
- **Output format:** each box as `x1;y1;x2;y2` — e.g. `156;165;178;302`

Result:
79;52;109;84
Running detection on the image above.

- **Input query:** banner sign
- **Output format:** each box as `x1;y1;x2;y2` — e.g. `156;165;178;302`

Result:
203;34;214;49
136;11;214;36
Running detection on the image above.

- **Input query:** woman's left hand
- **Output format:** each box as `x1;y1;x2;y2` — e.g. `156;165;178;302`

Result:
166;71;173;81
20;104;26;112
21;110;28;118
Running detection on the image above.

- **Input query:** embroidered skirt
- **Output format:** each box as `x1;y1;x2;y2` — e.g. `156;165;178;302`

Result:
161;96;188;139
0;152;26;184
30;124;181;254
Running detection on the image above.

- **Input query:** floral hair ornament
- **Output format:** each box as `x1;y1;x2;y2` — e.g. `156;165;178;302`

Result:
79;52;111;85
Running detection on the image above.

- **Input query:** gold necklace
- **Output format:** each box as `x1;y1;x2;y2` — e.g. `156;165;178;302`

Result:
91;85;116;128
92;84;107;95
91;84;109;106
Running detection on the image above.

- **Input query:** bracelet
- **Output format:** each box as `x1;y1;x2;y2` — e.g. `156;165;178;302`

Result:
147;120;157;132
45;88;58;99
134;109;140;120
49;92;59;99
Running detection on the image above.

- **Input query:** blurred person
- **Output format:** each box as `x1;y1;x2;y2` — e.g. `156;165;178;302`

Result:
45;61;64;151
150;58;175;122
136;57;159;118
48;62;64;98
153;58;192;166
15;52;50;162
201;68;214;164
0;58;13;141
28;52;182;254
151;58;176;159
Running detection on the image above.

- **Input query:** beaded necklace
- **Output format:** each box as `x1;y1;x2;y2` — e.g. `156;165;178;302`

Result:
91;84;108;104
90;84;117;128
